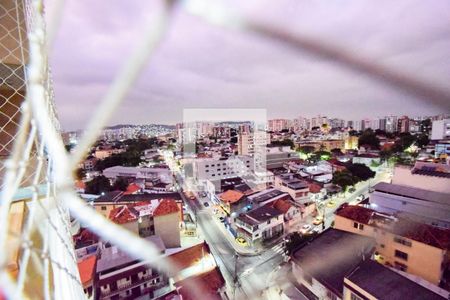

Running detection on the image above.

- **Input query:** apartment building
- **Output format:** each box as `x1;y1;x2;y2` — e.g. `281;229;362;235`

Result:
335;205;450;286
192;156;255;182
237;131;270;156
370;182;450;228
266;145;297;169
268;119;289;132
102;166;173;184
109;199;181;248
235;205;284;246
94;236;168;300
431;119;450;140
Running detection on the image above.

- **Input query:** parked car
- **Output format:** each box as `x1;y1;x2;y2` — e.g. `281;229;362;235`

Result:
236;237;248;246
313;216;324;225
312;227;321;234
348;187;356;193
326;200;336;208
219;216;225;222
300;224;312;234
203;202;209;207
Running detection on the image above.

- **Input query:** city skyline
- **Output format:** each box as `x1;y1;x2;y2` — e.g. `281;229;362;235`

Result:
48;0;450;131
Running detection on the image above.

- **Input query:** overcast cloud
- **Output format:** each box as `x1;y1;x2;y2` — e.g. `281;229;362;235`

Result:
47;0;450;130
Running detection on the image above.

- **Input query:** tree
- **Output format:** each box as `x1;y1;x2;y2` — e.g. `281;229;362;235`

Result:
348;130;359;136
85;176;112;195
332;170;358;191
416;134;429;148
74;168;85;180
112;177;128;191
330;148;343;156
358;129;380;149
347;163;376;181
297;146;315;154
392;133;416;152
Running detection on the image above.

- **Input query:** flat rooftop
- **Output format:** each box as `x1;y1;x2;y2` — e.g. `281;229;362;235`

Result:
292;229;375;297
247;188;285;203
374;182;449;205
346;260;445;300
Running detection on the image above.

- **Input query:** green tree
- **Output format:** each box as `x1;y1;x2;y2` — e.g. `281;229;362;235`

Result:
416;134;429;148
297;146;316;154
347;163;376;181
85;176;112;195
358;129;380;149
112;177;128;191
332;170;358;191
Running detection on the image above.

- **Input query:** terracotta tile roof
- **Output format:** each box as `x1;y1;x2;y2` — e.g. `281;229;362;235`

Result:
336;205;375;225
109;205;138;224
393;219;450;250
219;190;244;204
77;255;96;287
123;183;140;195
175;267;225;300
153;199;180;217
74;180;86;190
168;242;210;270
272;198;292;214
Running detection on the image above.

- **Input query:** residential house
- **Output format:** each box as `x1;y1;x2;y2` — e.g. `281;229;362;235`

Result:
109;199;181;248
235;205;284;246
271;198;302;231
335;205;450;286
274;173;311;204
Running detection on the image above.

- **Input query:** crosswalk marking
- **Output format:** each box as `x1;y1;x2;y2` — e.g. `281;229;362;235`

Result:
271;243;285;254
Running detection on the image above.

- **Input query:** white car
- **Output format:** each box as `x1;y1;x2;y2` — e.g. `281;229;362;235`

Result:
300;224;312;234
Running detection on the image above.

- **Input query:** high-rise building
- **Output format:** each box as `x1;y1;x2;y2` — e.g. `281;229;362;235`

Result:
310;115;328;130
237;132;270;156
385;116;398;133
397;116;410;133
268;119;289;132
431;119;450;140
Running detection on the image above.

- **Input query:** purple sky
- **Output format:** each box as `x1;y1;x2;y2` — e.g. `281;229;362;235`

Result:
48;0;450;131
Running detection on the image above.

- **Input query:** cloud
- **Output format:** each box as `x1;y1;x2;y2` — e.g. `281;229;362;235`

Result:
48;0;450;130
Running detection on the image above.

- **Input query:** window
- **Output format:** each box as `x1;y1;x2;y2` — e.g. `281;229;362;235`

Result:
394;261;408;272
358;224;364;230
394;236;412;247
380;244;385;248
326;290;337;300
350;293;363;300
205;165;209;167
101;206;107;211
353;222;358;229
395;250;408;261
267;220;271;224
353;222;363;230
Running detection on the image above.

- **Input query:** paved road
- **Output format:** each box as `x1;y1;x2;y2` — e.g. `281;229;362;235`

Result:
174;173;285;300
